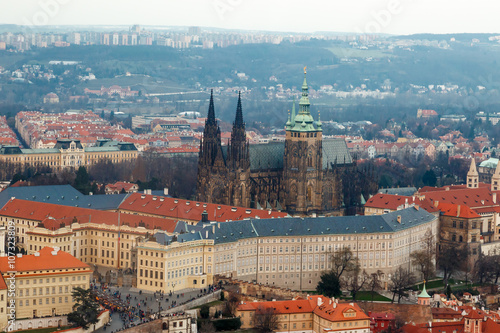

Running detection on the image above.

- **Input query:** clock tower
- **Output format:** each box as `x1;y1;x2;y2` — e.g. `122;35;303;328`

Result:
283;68;323;215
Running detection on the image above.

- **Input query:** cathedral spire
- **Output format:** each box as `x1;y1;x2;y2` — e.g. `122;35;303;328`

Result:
207;89;216;125
299;66;311;115
234;91;244;128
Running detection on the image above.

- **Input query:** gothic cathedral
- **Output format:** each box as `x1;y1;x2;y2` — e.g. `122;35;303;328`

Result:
197;70;354;215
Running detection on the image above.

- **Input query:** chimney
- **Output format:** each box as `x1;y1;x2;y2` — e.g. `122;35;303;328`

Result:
317;297;323;307
493;193;497;204
457;205;461;217
164;188;169;196
397;215;402;223
201;210;208;223
434;200;439;208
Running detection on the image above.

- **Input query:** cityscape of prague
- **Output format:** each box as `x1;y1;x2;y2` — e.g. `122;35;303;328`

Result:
0;1;500;333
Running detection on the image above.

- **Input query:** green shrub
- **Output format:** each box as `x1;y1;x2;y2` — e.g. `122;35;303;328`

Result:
200;305;210;319
198;318;242;331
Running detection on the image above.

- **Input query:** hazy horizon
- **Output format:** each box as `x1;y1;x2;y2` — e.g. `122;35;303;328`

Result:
2;0;500;35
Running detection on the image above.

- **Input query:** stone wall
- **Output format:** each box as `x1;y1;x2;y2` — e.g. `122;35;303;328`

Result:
358;302;432;325
162;291;221;315
216;277;307;300
119;319;162;333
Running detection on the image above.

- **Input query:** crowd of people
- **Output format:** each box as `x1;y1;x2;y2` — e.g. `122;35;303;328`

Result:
91;283;222;333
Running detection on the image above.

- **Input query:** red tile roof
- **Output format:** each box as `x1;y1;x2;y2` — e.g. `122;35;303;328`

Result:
0;275;6;290
238;295;369;323
1;199;178;233
438;202;481;218
419;186;500;210
119;193;288;222
0;247;90;272
365;193;439;213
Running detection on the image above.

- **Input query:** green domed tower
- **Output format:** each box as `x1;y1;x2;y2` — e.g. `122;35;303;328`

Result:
283;67;323;215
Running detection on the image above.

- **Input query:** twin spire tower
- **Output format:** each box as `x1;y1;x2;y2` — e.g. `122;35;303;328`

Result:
197;69;347;215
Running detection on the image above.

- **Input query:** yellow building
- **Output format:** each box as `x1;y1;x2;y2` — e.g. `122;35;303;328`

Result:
136;233;214;293
237;295;370;333
0;247;92;320
0;139;138;170
0;199;178;270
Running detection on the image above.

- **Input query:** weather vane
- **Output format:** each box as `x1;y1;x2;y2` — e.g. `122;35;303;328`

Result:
304;66;307;74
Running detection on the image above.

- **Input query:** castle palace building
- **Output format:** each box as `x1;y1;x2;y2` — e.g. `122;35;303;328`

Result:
197;71;353;215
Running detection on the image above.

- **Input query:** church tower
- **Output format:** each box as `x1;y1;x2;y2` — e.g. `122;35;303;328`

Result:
283;68;323;215
196;90;228;204
491;161;500;191
466;159;479;189
227;92;251;207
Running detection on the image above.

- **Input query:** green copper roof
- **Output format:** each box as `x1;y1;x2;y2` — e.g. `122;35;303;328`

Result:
479;158;499;169
287;69;321;132
418;283;431;298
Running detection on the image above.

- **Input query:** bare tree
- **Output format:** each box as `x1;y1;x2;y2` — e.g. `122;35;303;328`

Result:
342;263;369;301
438;244;468;285
474;254;494;284
368;270;383;302
389;266;416;303
223;292;240;317
254;306;279;333
410;228;436;281
330;247;357;279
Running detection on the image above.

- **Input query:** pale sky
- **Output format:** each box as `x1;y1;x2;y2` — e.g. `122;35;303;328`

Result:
2;0;500;35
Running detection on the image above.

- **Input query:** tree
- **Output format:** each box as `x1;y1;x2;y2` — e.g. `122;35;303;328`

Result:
200;304;210;319
410;229;436;281
74;166;91;194
254;306;279;333
223;293;240;317
422;169;437;186
316;271;341;297
368;270;383;302
67;287;100;329
389;266;416;303
474;254;494;284
438;244;468;285
330;247;357;279
343;264;369;301
199;321;216;333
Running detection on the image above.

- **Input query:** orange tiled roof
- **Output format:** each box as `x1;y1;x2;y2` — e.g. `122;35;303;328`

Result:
364;193;439;213
238;295;369;323
0;247;90;272
1;199;178;233
438;202;480;219
119;193;288;222
0;275;6;290
418;185;500;210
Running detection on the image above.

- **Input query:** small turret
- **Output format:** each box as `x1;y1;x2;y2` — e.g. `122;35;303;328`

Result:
467;159;479;188
417;281;431;306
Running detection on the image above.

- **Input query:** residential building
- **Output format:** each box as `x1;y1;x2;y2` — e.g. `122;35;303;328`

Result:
237;295;370;333
0;247;92;319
